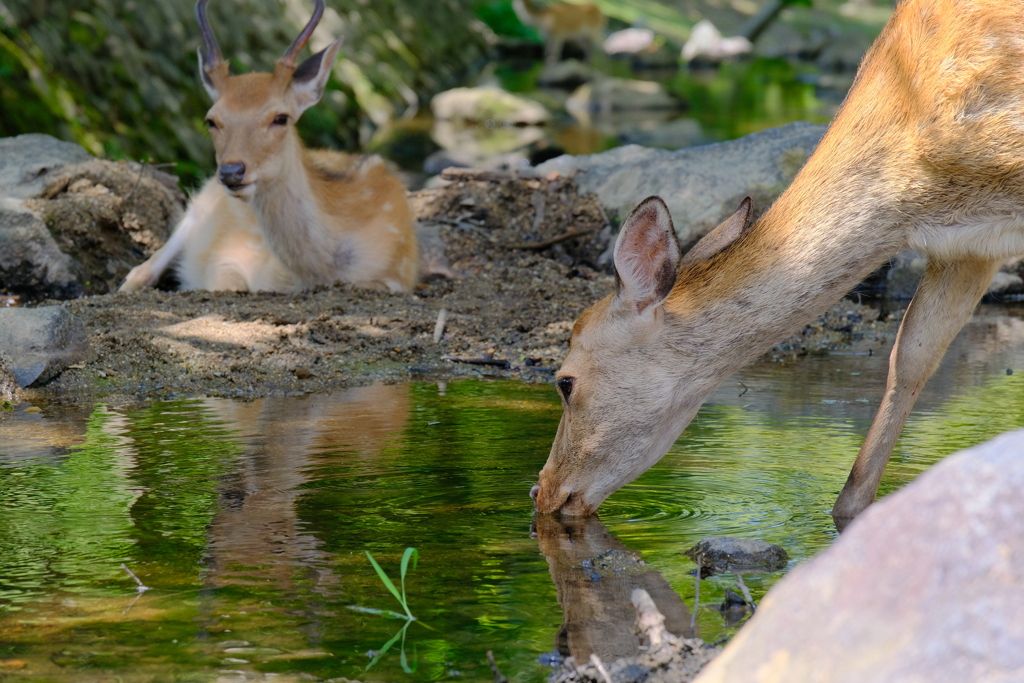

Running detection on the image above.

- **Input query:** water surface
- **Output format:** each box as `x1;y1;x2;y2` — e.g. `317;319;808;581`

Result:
2;305;1023;681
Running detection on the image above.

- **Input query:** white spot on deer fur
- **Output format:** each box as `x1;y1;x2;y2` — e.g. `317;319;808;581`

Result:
386;224;399;234
383;202;392;212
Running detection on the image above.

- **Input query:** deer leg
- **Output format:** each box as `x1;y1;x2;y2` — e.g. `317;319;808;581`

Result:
832;257;1000;525
119;208;199;292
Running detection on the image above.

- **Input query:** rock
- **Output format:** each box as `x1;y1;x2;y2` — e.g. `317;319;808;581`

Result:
619;118;705;150
0;134;92;200
0;351;20;404
537;59;593;89
430;87;550;125
693;429;1024;683
603;28;656;55
567;78;679;116
0;198;83;300
0;306;93;387
884;248;927;299
536;122;826;245
682;20;752;63
684;537;789;574
0;135;184;299
988;270;1023;294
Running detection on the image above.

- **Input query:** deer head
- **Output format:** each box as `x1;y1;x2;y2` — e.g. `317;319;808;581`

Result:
531;196;753;516
195;0;342;199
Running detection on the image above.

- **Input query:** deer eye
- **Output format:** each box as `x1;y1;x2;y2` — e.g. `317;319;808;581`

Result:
272;114;289;126
204;118;218;129
557;377;574;402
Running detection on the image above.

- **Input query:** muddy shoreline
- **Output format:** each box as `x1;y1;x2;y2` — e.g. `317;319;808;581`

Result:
11;172;901;406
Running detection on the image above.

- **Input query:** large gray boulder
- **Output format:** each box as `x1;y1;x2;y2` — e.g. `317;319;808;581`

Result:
0;306;93;387
0;198;83;300
0;134;92;200
0;134;183;299
693;428;1024;683
537;122;827;245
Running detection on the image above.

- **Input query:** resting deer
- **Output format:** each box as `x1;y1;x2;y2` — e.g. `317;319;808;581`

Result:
513;0;605;66
120;0;417;294
532;0;1024;527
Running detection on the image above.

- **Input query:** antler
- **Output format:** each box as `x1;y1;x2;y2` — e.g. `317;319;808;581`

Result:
195;0;224;68
280;0;324;67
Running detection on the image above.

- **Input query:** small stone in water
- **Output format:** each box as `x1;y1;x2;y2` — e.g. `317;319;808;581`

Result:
684;537;789;574
538;651;564;667
218;640;251;649
590;572;601;582
1008;368;1014;375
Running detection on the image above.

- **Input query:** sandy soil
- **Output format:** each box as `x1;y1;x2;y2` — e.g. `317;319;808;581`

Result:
21;171;899;404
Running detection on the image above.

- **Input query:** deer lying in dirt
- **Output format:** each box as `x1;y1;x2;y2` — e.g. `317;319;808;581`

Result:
513;0;605;66
532;0;1024;527
121;0;417;294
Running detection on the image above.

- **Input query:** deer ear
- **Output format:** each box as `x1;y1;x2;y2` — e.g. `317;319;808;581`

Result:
680;197;752;266
197;47;228;101
290;38;343;113
613;196;681;315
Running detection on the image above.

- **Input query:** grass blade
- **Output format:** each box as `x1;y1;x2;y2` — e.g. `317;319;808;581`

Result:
366;550;404;609
399;547;418;613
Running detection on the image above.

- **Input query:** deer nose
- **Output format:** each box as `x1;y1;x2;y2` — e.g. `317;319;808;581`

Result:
218;162;246;188
530;483;540;501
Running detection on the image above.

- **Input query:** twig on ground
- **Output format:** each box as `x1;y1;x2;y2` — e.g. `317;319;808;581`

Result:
508;228;595;251
487;650;509;683
441;168;521;183
736;574;756;612
121;563;150;593
531;190;546;233
590;654;613;683
690;553;702;637
738;381;749;397
632;588;674;646
433;308;448;343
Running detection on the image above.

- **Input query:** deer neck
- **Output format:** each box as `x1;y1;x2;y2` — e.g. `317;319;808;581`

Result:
250;133;335;283
666;146;908;375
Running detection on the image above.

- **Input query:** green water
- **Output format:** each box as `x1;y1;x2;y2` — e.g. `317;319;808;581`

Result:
2;306;1024;682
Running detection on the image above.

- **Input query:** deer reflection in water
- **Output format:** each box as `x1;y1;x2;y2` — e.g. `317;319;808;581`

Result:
202;383;410;596
533;514;693;662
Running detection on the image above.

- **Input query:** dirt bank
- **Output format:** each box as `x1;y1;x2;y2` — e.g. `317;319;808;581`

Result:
21;172;899;404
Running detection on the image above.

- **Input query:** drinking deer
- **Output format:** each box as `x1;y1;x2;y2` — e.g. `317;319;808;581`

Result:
532;0;1024;527
120;0;417;294
513;0;606;66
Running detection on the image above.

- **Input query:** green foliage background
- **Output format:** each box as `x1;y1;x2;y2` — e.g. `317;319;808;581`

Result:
0;0;489;186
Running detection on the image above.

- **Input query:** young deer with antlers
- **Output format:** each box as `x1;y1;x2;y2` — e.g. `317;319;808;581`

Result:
121;0;417;294
532;0;1024;527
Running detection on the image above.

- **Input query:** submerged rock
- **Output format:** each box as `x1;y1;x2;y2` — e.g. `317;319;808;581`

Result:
567;78;679;115
684;538;789;574
538;122;826;246
693;429;1024;683
0;306;93;387
431;87;550;126
537;60;594;89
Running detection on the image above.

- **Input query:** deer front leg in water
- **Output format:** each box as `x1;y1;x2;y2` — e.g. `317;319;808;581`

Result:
532;0;1024;524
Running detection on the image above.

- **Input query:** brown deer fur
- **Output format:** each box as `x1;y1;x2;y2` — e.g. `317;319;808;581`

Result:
121;1;417;294
532;0;1024;526
513;0;605;65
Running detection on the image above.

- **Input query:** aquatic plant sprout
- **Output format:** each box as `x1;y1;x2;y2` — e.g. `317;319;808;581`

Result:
365;547;418;620
354;547;420;673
